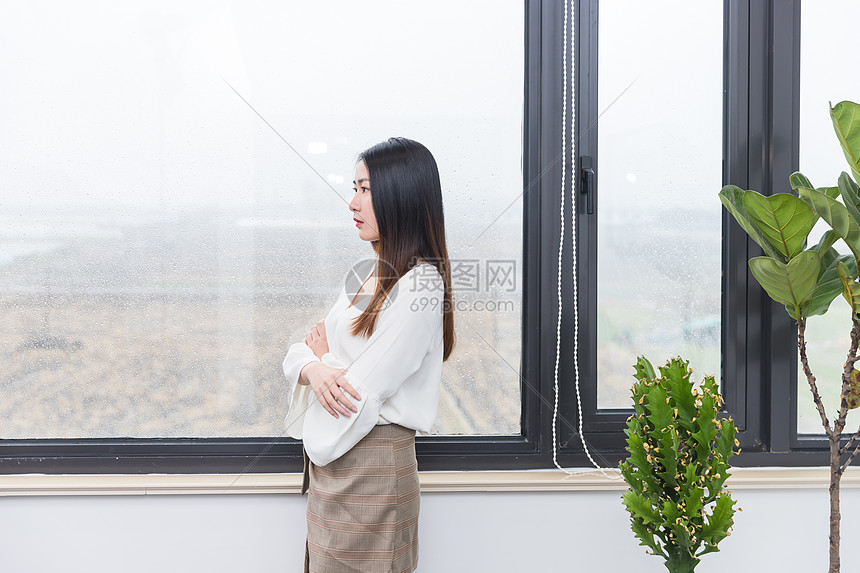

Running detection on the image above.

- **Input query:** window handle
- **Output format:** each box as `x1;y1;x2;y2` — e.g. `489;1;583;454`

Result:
580;156;595;215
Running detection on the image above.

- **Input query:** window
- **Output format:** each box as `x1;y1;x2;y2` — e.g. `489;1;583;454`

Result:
556;0;730;463
2;0;843;475
595;0;723;408
560;0;839;468
796;0;860;437
0;1;531;473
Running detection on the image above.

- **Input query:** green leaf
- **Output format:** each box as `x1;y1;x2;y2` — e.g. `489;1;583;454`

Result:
662;500;693;551
658;357;690;384
789;172;815;195
633;355;656;383
806;253;857;317
683;484;705;519
797;177;860;260
631;519;664;556
625;432;650;474
706;466;730;502
789;172;840;230
831;101;860;181
700;493;736;545
838;171;860;223
742;192;815;258
715;418;737;462
623;490;661;525
811;231;839;262
661;498;681;525
692;423;718;461
719;185;784;261
748;251;821;315
682;463;700;488
798;188;860;256
700;372;719;396
656;428;680;488
666;370;697;431
646;385;674;431
618;459;635;485
792;261;852;319
621;447;660;497
837;261;860;313
697;377;722;465
698;544;721;557
789;173;840;201
696;391;717;436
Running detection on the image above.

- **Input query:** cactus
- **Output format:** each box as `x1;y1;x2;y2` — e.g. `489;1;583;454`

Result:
619;356;739;573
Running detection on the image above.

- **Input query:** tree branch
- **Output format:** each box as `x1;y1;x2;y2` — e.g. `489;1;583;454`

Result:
798;316;833;438
840;440;860;476
836;314;860;476
840;424;860;457
834;314;860;436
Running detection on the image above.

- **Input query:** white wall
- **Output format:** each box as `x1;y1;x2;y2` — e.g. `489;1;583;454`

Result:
0;485;857;572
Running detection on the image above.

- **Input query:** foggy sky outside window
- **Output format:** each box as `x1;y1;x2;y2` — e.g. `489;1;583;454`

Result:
596;1;723;408
797;0;860;435
0;2;523;438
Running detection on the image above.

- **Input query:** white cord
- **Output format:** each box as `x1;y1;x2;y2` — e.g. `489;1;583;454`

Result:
551;0;621;480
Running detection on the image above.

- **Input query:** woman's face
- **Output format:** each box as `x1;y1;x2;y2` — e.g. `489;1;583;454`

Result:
350;159;380;242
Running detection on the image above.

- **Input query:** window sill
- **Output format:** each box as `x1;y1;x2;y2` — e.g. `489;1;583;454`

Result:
1;467;859;496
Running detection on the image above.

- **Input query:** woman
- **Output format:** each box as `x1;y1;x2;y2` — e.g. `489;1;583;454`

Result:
282;137;455;573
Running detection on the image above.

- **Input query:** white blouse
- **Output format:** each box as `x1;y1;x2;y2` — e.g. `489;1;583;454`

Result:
282;262;445;467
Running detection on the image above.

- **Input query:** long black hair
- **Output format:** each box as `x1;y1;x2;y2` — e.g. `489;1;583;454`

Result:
349;137;455;362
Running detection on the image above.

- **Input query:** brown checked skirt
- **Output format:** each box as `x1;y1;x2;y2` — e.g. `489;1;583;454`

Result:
301;422;420;573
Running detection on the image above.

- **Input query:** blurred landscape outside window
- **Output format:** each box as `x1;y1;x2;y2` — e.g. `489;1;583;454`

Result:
596;0;723;408
0;2;524;438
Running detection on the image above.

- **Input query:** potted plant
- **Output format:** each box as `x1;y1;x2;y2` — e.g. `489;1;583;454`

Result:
619;356;738;573
718;100;860;573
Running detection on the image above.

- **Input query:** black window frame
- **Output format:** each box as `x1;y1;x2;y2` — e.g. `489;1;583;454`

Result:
0;0;837;475
563;0;841;469
0;0;552;474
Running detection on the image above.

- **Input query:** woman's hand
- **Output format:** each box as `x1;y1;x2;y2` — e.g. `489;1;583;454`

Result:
304;319;329;359
304;362;362;419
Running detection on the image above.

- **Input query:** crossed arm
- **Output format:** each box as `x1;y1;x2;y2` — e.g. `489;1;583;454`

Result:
282;278;443;466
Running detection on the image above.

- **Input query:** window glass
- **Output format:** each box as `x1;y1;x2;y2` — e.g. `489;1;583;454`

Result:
797;0;860;434
0;1;523;438
596;0;723;408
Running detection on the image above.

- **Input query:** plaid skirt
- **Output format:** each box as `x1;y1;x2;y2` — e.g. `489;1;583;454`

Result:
301;423;420;573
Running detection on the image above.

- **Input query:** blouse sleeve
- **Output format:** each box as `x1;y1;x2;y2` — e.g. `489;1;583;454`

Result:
321;352;348;369
282;341;322;440
301;267;444;466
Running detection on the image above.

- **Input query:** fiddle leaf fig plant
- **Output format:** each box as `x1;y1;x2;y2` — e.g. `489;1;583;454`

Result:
719;100;860;573
620;356;738;573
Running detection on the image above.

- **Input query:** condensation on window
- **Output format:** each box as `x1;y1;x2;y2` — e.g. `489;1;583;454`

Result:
796;0;860;435
596;0;724;408
0;1;523;438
